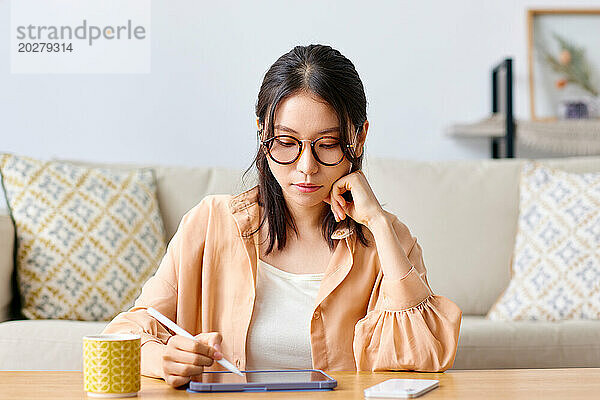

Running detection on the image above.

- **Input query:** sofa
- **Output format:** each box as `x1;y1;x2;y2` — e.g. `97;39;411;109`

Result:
1;155;600;371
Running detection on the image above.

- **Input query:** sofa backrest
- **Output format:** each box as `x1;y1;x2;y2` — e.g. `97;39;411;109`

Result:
362;155;600;315
2;155;600;321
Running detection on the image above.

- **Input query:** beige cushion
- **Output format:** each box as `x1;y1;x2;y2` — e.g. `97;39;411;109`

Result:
0;154;167;321
452;315;600;369
363;155;600;315
0;213;14;322
487;162;600;321
0;320;107;370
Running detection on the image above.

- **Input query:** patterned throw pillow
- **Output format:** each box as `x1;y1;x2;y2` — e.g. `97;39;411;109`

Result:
0;154;166;321
487;161;600;321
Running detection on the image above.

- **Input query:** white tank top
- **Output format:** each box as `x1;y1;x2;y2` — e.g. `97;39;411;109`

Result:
245;258;324;370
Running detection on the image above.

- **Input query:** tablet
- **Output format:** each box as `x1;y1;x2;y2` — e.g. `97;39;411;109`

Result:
187;369;337;392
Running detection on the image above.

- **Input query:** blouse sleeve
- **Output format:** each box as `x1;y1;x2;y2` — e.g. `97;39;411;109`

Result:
352;218;463;372
101;225;180;346
101;197;209;377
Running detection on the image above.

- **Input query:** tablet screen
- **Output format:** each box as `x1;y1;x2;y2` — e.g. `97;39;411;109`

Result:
197;370;332;384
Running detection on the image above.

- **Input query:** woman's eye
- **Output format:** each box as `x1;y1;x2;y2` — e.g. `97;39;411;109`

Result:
319;142;340;149
276;139;296;147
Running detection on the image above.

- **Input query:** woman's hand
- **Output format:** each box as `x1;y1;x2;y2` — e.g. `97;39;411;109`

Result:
323;170;385;229
161;332;223;388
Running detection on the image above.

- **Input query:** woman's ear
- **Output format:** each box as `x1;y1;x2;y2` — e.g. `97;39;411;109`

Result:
256;119;268;156
353;120;369;158
256;119;264;141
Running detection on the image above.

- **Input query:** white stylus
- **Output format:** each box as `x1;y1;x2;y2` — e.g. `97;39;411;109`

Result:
147;307;244;377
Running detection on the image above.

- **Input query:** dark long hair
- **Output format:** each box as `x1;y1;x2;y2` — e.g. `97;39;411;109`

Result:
243;44;370;255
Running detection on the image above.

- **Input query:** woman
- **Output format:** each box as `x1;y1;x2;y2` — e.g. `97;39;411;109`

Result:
103;44;462;387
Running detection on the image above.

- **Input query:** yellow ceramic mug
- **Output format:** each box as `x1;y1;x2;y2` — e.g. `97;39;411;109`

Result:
83;334;141;398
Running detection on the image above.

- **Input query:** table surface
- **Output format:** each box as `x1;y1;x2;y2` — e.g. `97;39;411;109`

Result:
2;368;600;399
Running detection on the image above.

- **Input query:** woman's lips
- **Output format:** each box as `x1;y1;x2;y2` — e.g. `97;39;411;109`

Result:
294;184;321;193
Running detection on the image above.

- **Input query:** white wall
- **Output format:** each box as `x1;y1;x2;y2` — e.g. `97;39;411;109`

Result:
1;0;599;177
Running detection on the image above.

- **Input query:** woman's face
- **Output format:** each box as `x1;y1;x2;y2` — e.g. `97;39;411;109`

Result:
262;91;366;211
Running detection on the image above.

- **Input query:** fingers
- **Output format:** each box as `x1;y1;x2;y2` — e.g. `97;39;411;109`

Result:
331;201;345;222
164;374;191;388
203;332;223;350
169;335;216;359
194;332;223;359
163;359;207;377
164;347;214;366
325;174;357;222
331;186;347;221
323;194;342;221
162;355;206;388
163;333;224;388
325;190;346;222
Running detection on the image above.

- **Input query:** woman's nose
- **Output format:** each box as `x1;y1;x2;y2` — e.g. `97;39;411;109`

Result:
296;142;318;175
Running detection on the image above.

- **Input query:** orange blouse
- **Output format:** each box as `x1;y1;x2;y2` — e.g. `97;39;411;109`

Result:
102;186;462;377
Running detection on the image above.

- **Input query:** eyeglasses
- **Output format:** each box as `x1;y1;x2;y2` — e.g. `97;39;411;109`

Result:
258;131;357;166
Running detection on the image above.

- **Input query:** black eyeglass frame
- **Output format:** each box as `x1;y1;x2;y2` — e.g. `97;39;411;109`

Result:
257;128;360;166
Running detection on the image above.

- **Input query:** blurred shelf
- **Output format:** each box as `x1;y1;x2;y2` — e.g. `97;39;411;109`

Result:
446;114;600;156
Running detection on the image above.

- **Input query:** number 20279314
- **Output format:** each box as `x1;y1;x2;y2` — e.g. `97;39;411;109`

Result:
18;43;73;52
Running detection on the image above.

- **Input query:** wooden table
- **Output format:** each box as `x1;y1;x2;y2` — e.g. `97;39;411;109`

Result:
2;369;599;399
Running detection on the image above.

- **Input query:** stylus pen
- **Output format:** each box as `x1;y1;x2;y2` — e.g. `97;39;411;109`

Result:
147;307;244;377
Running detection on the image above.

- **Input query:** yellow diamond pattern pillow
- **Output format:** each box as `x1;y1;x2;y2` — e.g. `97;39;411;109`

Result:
0;154;166;321
487;161;600;321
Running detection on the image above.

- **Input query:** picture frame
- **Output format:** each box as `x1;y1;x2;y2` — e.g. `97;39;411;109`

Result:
527;9;600;121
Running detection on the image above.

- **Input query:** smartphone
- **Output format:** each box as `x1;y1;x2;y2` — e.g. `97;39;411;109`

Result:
364;378;439;398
